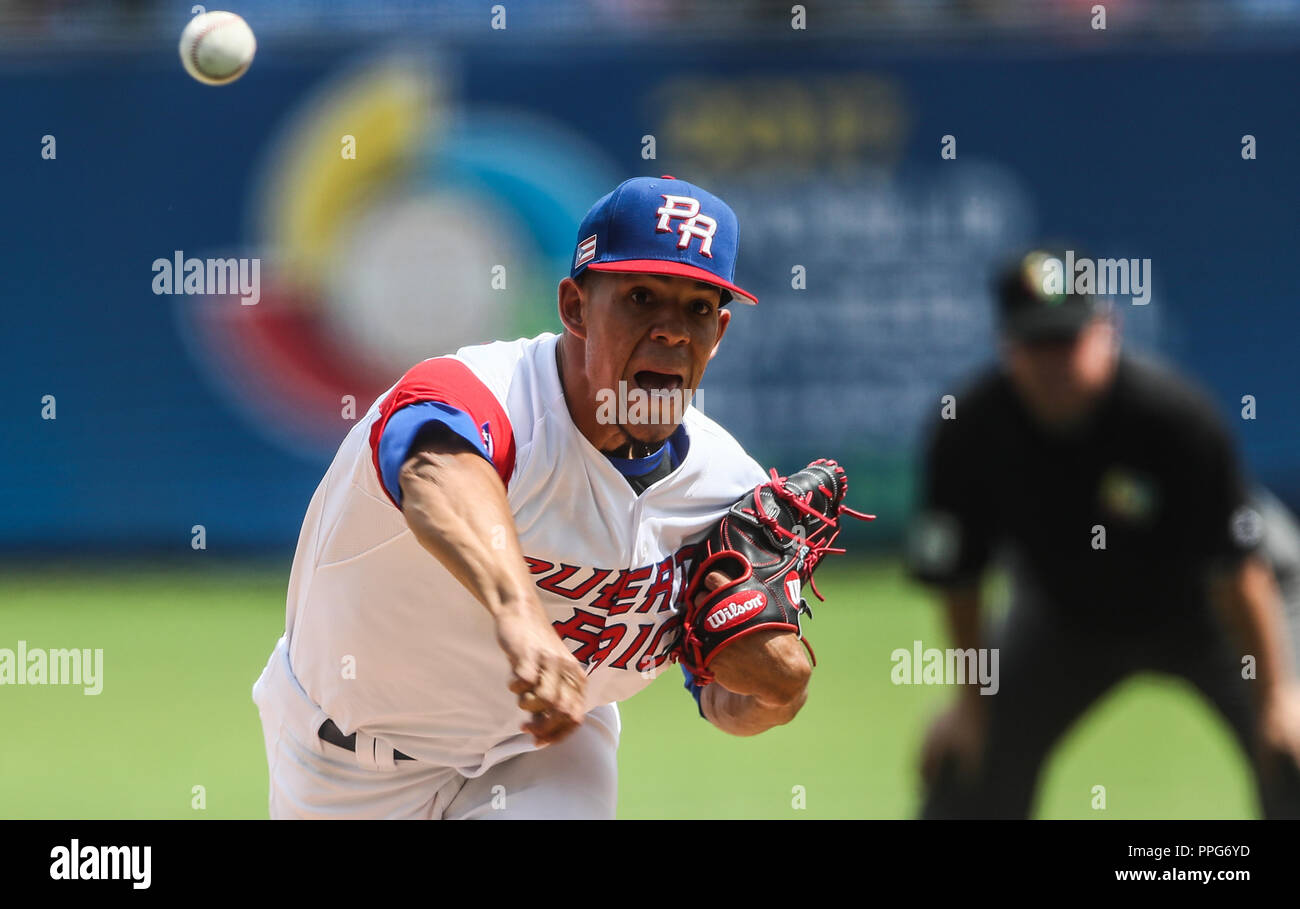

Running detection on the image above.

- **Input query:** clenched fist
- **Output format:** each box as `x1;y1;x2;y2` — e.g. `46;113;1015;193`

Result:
495;600;588;746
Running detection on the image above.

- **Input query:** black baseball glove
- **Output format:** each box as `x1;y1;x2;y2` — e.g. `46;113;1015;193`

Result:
674;459;874;685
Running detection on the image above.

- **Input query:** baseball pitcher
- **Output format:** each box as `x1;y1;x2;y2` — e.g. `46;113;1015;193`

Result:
251;176;869;819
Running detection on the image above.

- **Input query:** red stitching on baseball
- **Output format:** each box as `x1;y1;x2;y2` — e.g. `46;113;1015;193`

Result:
189;13;243;81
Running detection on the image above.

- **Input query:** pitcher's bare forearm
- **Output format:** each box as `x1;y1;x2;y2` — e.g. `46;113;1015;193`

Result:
701;629;811;735
701;676;807;736
397;422;585;744
398;424;537;622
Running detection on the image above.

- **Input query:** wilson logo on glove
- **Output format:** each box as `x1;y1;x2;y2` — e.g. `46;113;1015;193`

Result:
704;592;768;632
784;571;801;604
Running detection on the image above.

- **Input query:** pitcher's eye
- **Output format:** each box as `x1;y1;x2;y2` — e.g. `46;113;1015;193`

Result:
629;288;652;306
691;298;715;315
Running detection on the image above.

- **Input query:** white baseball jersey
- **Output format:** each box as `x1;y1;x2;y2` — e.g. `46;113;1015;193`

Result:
278;331;767;776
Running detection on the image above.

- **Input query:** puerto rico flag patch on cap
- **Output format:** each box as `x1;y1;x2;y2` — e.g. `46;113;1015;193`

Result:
575;234;597;268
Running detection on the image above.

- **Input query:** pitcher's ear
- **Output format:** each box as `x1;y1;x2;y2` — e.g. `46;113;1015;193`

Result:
558;276;588;340
707;307;732;361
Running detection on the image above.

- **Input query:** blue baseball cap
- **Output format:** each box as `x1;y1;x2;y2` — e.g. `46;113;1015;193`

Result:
570;175;758;305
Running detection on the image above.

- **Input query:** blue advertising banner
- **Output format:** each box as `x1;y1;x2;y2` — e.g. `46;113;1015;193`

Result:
5;40;1297;550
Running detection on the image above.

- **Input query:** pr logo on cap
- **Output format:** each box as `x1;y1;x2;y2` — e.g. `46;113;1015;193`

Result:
569;175;758;305
655;195;717;257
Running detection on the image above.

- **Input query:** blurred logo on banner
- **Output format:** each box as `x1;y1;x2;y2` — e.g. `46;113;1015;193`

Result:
174;53;618;459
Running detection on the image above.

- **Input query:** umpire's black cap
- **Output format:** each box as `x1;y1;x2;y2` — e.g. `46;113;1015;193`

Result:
994;247;1111;341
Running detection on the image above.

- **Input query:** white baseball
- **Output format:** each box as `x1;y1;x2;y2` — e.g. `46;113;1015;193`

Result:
179;11;256;86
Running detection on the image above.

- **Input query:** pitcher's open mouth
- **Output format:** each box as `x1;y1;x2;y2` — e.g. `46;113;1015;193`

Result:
633;370;684;393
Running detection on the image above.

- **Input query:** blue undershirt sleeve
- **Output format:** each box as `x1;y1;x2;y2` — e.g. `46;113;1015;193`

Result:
377;401;490;507
681;663;706;719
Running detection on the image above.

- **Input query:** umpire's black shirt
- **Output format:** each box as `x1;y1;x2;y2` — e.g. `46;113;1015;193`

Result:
907;353;1261;627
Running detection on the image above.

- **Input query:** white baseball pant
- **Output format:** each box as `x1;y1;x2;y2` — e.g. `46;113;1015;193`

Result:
251;636;619;819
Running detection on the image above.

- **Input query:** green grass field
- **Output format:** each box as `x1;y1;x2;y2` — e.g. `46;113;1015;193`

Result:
0;558;1257;819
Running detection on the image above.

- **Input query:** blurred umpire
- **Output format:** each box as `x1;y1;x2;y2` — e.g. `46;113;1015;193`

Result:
908;247;1300;818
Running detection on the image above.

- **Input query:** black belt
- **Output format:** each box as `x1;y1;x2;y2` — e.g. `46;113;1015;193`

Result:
318;718;416;761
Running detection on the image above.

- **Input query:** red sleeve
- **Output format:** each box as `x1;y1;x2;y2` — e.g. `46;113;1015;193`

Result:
367;358;516;506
